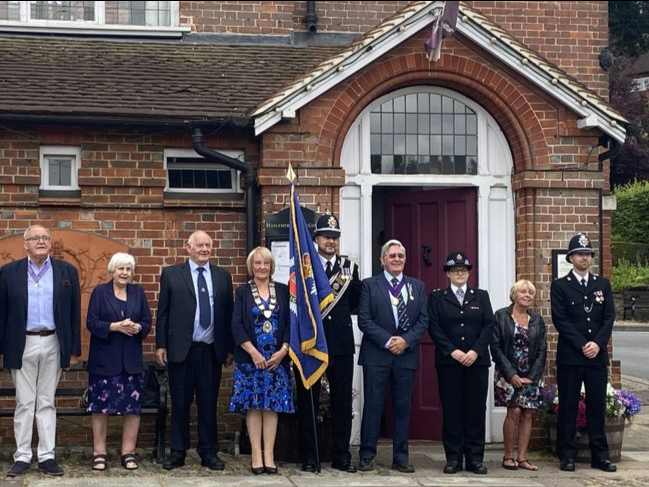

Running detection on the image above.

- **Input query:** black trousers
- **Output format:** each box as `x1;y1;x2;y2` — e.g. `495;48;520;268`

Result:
295;355;354;465
168;342;222;458
557;365;609;463
436;364;488;465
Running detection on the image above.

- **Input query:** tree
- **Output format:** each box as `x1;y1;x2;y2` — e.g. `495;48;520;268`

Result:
610;1;649;57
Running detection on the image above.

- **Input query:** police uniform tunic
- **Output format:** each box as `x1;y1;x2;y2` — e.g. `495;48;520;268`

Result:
427;286;495;466
551;271;615;464
295;256;361;467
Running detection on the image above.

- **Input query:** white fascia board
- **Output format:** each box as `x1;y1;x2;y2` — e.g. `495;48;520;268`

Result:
455;20;626;144
254;3;443;135
0;21;189;37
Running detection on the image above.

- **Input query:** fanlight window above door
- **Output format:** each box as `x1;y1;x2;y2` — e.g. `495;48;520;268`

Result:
370;93;478;175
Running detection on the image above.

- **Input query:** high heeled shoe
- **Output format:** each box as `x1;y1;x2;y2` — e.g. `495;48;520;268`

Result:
251;463;265;475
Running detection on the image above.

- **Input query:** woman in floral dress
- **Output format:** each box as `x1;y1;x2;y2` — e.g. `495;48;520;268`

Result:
492;280;547;471
230;247;294;475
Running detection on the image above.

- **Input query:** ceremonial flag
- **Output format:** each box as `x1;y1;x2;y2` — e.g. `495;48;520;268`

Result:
287;166;332;389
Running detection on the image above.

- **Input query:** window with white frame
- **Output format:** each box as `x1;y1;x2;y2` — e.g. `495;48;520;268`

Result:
40;146;80;191
0;1;181;31
164;149;243;194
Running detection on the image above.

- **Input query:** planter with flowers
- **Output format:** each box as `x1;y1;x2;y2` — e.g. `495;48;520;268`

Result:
543;383;642;462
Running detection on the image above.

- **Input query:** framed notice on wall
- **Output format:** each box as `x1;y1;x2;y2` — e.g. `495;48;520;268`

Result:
552;249;572;280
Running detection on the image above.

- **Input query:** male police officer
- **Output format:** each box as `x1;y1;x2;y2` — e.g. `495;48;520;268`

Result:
551;233;616;473
295;214;361;472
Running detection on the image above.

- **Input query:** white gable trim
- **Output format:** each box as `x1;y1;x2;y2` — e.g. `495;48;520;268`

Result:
253;2;626;144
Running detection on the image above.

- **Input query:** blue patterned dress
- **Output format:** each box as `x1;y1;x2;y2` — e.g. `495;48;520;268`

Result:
494;323;544;410
229;298;295;413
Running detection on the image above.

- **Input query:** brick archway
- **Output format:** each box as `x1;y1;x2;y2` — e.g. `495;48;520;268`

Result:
0;230;128;359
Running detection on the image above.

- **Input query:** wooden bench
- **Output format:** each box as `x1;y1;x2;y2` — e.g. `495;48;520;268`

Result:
623;289;649;320
0;361;168;461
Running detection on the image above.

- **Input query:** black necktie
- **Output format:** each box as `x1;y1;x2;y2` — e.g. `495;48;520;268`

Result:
197;267;211;329
581;278;587;288
326;261;333;278
391;278;410;330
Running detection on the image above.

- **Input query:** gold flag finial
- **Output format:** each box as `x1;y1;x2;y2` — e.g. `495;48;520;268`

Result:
286;163;297;183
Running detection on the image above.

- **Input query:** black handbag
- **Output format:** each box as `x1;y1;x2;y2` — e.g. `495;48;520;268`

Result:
141;364;160;408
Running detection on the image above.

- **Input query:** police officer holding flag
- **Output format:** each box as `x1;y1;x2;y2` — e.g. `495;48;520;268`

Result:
295;214;361;473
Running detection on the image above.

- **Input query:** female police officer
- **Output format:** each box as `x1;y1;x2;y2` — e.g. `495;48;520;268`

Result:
428;252;495;475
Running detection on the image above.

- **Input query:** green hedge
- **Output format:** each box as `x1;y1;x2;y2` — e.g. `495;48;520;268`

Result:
611;259;649;293
612;241;649;265
612;181;649;242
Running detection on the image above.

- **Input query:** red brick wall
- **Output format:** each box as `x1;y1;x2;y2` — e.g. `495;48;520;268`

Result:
182;1;607;96
0;125;258;449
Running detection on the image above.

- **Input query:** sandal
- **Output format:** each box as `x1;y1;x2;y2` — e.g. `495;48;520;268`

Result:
120;453;138;470
502;457;518;470
92;453;107;471
517;459;538;471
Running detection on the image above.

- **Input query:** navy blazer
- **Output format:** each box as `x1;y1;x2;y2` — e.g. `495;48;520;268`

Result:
491;305;547;384
0;257;81;369
87;281;152;376
357;274;428;370
156;261;234;364
231;281;290;364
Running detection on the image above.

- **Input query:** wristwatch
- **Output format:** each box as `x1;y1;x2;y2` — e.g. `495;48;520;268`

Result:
282;344;289;352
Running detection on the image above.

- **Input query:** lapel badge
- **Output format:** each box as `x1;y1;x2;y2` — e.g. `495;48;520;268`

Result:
407;282;415;301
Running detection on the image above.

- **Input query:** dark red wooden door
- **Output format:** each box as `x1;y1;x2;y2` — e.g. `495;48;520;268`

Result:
383;187;478;440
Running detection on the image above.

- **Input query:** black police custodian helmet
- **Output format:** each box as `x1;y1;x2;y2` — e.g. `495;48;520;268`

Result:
565;233;595;262
443;252;473;272
314;214;341;238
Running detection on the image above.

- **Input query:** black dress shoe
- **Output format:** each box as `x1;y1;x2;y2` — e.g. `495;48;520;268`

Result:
163;452;186;470
332;462;357;473
391;461;415;473
591;459;617;472
301;462;317;472
560;459;575;471
358;459;374;472
251;465;265;475
201;454;225;471
467;462;488;474
443;461;463;474
264;465;278;475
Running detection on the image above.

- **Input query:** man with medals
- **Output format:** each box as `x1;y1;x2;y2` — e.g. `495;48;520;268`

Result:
0;225;81;477
357;239;428;473
551;233;617;473
295;213;361;473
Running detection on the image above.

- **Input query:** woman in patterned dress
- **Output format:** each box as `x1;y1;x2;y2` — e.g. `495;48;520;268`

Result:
86;252;152;471
230;247;294;475
492;280;547;471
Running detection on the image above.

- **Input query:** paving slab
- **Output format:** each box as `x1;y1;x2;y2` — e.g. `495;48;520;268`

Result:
417;479;544;487
291;476;418;486
29;479;162;487
166;477;292;487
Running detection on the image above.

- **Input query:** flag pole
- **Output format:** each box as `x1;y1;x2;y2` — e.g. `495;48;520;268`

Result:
309;387;321;473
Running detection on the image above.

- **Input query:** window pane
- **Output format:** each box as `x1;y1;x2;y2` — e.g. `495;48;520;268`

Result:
393;96;405;112
60;159;72;186
394;135;405;155
47;157;73;187
0;1;21;20
31;1;95;21
454;115;466;134
405;94;417;112
370;113;381;133
406;135;417;155
381;113;393;133
442;114;454;134
430;94;441;113
394;114;405;134
417;94;429;112
49;159;61;186
418;114;429;134
406;114;417;133
105;1;172;27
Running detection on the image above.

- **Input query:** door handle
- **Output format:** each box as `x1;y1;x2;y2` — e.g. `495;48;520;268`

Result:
422;245;432;267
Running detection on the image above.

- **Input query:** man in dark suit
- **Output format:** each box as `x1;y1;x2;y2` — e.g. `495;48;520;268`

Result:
357;239;428;473
428;252;494;475
551;233;617;473
155;230;234;471
0;225;81;477
295;214;361;473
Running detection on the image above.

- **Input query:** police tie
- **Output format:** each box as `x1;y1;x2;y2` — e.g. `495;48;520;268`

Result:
456;287;465;304
581;278;587;289
326;261;333;278
197;267;211;329
391;277;410;330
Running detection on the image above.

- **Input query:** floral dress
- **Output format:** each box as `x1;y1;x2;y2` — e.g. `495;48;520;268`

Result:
229;298;295;414
494;323;544;410
87;296;143;415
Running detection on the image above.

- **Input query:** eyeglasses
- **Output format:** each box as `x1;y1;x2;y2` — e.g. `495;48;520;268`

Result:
449;268;469;275
387;253;405;259
25;236;51;243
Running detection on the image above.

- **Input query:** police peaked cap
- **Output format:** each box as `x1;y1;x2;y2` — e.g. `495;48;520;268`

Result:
443;251;473;272
314;214;341;238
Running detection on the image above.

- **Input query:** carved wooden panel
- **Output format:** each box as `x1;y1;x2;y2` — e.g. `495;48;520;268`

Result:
0;230;128;360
